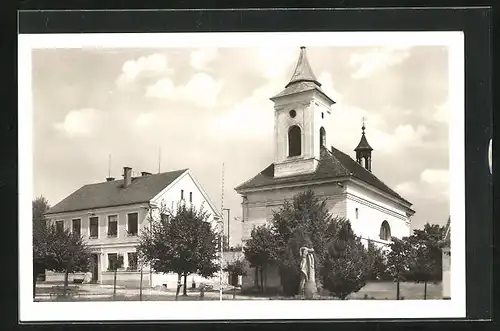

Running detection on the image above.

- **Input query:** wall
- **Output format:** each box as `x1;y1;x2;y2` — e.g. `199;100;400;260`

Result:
241;182;345;242
150;170;219;227
273;91;333;177
345;181;412;242
46;203;149;248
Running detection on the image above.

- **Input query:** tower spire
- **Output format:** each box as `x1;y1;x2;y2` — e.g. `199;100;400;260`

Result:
285;46;321;88
355;117;373;172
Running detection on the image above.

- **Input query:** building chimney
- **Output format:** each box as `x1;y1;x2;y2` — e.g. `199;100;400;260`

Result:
106;177;115;182
141;171;152;177
123;167;132;188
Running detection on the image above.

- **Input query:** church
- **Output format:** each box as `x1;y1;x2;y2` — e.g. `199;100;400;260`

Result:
234;46;415;289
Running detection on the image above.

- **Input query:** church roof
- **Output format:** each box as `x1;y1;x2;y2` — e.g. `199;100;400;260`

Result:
45;169;188;215
444;216;451;243
355;133;373;152
271;47;335;105
235;146;412;206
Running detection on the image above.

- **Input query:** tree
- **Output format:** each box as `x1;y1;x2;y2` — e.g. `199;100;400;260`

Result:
270;189;333;296
320;218;370;299
366;240;391;281
406;223;446;299
108;254;124;299
32;196;50;298
137;202;219;296
386;236;414;300
243;225;278;292
44;224;92;293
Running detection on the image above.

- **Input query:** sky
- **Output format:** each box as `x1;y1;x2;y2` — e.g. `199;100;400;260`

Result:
32;45;450;246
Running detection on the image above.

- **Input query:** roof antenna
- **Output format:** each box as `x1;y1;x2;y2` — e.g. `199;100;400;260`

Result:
108;154;111;178
158;145;161;174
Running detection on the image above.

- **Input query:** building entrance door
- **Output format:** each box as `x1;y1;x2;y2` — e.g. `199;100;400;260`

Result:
91;254;99;283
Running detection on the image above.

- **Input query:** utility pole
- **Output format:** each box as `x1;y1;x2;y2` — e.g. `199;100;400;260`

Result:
223;208;230;248
219;162;225;301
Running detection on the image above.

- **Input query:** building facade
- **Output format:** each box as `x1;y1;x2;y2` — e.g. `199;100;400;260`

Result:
235;46;415;290
44;167;221;288
442;217;451;299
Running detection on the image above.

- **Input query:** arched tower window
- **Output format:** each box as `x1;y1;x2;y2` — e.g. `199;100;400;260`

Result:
288;125;302;157
319;127;326;148
379;221;391;241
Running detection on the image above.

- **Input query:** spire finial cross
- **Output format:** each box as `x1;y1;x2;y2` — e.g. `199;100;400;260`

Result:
361;116;366;133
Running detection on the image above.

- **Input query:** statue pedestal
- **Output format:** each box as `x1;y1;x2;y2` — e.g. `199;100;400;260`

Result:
304;280;317;299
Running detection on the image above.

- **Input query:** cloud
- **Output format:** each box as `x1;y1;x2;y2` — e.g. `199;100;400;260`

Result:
54;108;101;137
146;73;223;108
349;46;411;79
116;53;171;87
395;181;418;195
372;124;429;154
208;81;277;140
420;169;449;185
190;47;218;71
257;47;296;79
432;101;449;123
145;78;175;99
317;72;344;102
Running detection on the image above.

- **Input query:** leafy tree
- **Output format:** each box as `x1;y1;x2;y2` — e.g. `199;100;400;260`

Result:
406;223;446;299
320;219;370;299
270;189;333;295
108;254;124;299
386;236;414;300
243;225;278;292
366;240;391;281
138;202;219;296
32;196;50;297
44;224;92;293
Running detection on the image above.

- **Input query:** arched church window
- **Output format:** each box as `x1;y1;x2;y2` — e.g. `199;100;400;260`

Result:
319;127;326;147
379;221;391;241
288;125;302;157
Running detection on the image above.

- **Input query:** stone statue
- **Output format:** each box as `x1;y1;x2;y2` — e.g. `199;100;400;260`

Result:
299;246;317;299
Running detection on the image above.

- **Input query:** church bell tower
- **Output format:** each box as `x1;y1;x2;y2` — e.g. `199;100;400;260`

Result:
355;118;373;172
270;46;336;178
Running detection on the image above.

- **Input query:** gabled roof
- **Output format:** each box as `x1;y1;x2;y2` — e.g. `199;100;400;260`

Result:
235;146;411;206
271;47;335;105
45;169;188;215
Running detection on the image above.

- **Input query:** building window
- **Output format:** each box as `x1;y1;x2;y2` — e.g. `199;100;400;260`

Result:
355;208;359;219
289;109;296;118
55;220;64;233
379;221;391;241
189;192;193;203
181;189;184;200
107;253;121;271
128;252;138;271
107;215;118;237
288;125;302;157
89;217;99;238
72;219;81;237
127;213;138;236
319;127;326;147
321;112;324;119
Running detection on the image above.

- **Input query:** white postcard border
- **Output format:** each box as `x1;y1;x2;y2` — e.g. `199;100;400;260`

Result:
18;31;465;321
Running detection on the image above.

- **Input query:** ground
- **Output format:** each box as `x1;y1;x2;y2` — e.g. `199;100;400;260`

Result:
34;281;443;301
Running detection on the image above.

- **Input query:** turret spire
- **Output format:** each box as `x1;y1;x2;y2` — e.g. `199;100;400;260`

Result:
355;117;373;172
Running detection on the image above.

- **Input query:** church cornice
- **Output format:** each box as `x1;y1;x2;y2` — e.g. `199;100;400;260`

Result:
348;177;415;213
346;193;411;224
235;176;349;194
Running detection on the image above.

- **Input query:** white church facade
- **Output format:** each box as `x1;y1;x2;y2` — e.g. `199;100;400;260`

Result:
235;46;415;289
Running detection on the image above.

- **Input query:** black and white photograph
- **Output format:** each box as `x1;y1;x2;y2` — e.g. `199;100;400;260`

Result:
19;31;466;321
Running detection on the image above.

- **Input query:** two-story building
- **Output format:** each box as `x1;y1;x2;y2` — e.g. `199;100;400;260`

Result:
44;166;221;288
